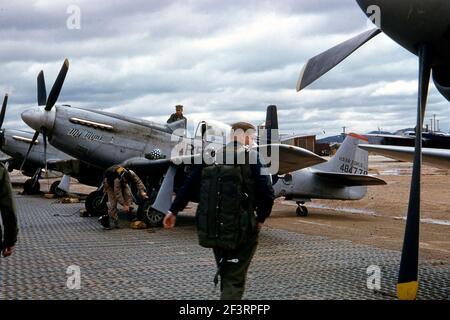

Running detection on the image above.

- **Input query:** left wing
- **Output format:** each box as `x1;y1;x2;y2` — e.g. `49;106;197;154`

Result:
364;133;414;140
359;144;450;170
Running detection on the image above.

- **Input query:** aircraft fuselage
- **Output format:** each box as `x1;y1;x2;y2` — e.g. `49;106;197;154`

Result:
48;106;178;170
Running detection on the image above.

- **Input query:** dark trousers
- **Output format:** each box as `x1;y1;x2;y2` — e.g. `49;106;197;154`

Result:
213;231;258;300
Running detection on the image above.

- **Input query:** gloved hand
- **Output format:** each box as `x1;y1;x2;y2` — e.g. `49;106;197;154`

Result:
140;191;149;200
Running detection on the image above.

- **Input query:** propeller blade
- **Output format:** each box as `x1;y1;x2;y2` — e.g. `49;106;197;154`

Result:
45;59;69;111
0;94;7;128
152;166;177;214
37;70;47;106
397;45;432;300
296;28;381;91
43;128;48;175
20;131;39;171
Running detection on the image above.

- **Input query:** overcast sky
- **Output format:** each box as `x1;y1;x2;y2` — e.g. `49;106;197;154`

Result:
0;0;448;136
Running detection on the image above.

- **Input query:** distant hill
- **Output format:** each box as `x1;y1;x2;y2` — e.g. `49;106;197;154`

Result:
367;130;392;134
317;134;346;144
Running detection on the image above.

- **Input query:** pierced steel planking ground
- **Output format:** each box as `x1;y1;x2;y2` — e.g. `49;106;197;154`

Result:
0;194;448;300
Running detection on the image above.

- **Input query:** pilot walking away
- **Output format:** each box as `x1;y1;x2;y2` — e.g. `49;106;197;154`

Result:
163;122;275;299
0;163;18;257
100;165;148;230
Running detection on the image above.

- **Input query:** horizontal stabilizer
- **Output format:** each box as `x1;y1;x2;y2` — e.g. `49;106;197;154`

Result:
314;171;386;186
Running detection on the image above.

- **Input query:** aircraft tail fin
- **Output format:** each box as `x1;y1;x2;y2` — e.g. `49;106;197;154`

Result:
316;133;369;174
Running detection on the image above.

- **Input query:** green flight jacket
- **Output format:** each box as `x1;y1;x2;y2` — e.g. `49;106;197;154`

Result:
167;113;187;125
0;163;18;250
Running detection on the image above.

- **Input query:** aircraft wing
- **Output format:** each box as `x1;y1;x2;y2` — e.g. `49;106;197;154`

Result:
359;144;450;170
259;144;326;175
364;133;414;140
151;144;326;214
314;171;386;186
123;144;325;176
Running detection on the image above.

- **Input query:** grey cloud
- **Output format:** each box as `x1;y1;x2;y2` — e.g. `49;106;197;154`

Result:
0;0;448;136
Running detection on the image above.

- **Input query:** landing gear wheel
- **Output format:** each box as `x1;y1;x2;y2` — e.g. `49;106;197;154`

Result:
86;190;108;217
296;206;308;217
23;179;40;195
50;181;60;194
141;200;164;227
50;180;67;197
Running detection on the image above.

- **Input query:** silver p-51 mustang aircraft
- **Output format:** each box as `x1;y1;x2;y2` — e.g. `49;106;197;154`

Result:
20;60;326;227
20;60;188;221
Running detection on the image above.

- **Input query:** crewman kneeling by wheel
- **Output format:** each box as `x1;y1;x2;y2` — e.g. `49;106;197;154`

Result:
99;165;148;230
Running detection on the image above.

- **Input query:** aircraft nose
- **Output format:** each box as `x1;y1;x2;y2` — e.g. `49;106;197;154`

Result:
21;107;56;133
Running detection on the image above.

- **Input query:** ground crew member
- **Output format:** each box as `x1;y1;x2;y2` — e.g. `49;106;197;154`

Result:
167;105;187;128
101;165;148;229
0;162;18;257
163;122;275;299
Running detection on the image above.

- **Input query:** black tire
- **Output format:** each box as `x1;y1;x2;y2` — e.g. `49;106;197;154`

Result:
85;190;108;217
23;179;40;195
50;181;67;197
140;200;164;227
49;180;66;197
296;206;308;217
55;187;67;198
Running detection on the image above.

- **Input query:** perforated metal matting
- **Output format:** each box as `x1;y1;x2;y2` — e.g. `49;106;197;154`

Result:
0;194;448;300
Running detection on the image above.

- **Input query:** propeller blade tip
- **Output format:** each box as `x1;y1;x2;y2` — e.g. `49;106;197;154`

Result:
64;59;69;67
296;63;307;92
397;281;418;300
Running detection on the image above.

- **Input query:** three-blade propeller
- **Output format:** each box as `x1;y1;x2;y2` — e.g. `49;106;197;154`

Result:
20;59;69;171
